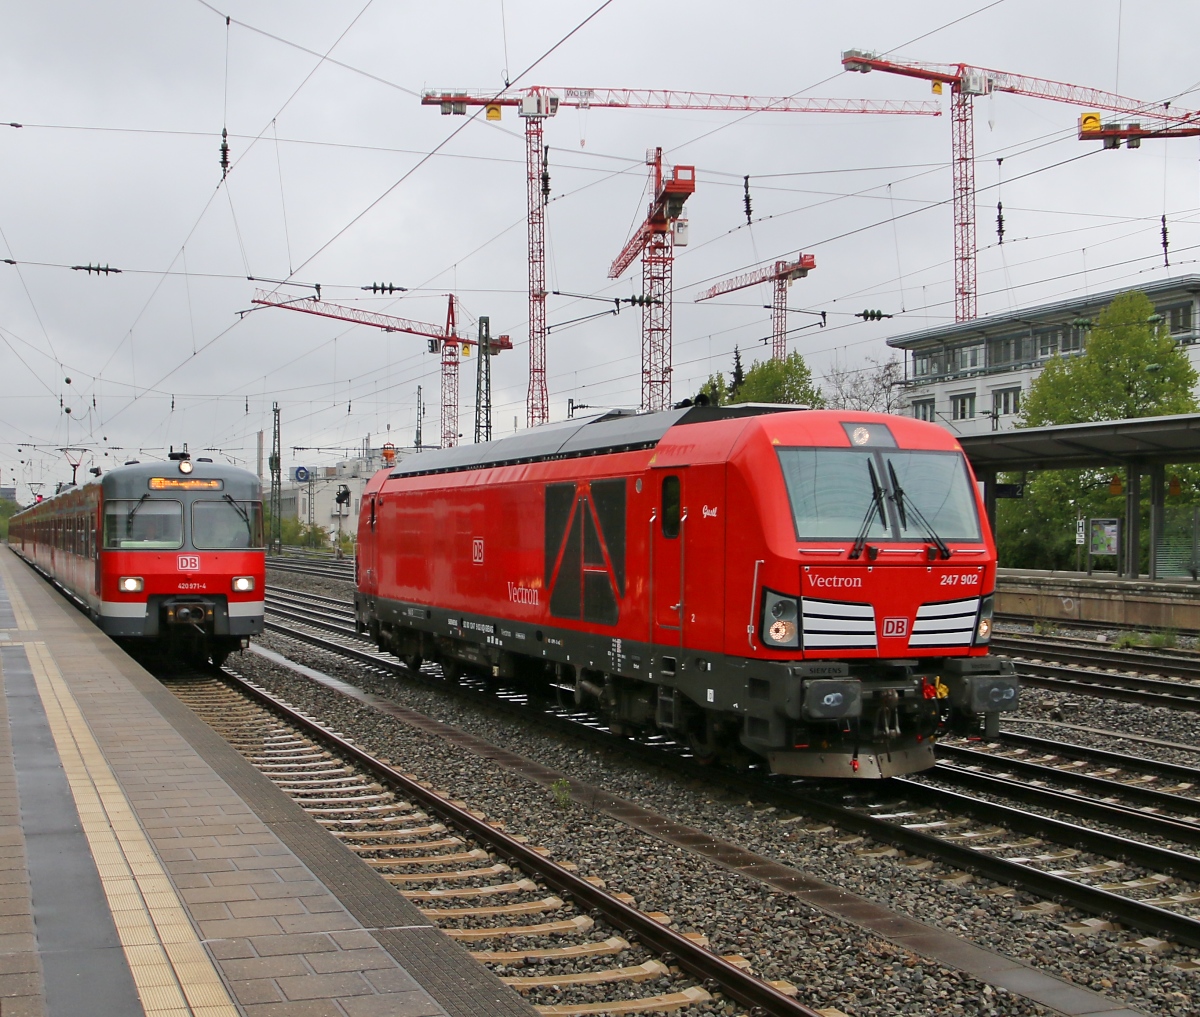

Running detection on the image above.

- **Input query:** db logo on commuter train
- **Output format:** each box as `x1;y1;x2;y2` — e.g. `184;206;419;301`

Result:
472;538;485;565
882;617;908;637
177;555;201;571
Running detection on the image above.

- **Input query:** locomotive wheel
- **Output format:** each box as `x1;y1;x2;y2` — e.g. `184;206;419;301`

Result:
404;654;423;674
686;714;721;766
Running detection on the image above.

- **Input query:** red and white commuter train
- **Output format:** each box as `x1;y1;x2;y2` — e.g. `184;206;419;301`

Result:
9;454;264;664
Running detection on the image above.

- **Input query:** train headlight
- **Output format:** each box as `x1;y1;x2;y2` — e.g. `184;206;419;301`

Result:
974;594;994;645
231;576;255;592
761;590;800;648
178;459;193;474
119;576;144;593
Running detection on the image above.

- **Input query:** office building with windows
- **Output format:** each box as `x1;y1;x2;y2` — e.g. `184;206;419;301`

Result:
888;277;1200;435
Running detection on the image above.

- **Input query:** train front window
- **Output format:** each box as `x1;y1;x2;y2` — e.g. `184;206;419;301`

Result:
777;449;890;540
883;451;981;541
103;500;183;549
193;499;264;549
777;448;981;542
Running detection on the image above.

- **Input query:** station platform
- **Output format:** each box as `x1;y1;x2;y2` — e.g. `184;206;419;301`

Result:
996;567;1200;631
0;547;534;1017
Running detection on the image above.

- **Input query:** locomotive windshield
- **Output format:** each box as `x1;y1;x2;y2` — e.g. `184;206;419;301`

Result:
192;499;264;549
103;499;184;549
778;448;981;542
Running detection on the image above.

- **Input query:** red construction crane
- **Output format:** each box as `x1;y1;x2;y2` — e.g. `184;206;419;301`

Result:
607;149;695;411
695;254;816;361
424;87;940;425
841;51;1199;322
251;290;511;449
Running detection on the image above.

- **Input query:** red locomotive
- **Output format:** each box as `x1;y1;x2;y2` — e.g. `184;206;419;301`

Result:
355;406;1017;778
9;453;264;665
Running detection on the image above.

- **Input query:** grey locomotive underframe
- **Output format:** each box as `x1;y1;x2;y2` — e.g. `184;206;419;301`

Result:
357;592;1016;754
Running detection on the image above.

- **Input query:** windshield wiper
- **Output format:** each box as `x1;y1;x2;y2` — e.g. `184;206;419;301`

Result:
848;460;886;560
886;460;951;560
223;494;253;539
124;494;150;536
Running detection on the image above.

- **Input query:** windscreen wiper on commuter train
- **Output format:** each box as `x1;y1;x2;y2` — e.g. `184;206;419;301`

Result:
124;494;150;536
886;460;951;560
848;459;887;560
222;494;252;538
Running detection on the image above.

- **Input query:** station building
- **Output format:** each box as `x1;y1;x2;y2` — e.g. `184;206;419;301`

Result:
888;276;1200;434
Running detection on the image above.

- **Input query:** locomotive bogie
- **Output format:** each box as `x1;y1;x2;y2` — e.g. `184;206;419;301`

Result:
355;407;1019;779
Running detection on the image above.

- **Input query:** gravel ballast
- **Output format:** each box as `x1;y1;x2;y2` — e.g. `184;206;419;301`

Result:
248;574;1200;1015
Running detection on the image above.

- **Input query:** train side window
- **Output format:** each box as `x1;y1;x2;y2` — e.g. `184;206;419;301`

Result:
661;475;680;539
369;495;376;531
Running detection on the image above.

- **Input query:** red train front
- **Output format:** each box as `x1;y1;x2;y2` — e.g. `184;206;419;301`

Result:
356;406;1018;778
10;454;264;665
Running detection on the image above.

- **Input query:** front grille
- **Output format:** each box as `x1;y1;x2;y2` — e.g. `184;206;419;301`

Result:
908;596;980;648
801;598;877;650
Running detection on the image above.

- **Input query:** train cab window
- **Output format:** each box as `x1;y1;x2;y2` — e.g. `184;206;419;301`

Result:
103;500;183;549
369;495;376;531
193;500;264;549
661;475;681;539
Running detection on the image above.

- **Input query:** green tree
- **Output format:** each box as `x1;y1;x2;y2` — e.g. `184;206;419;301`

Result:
0;498;20;541
998;290;1199;568
695;372;729;406
730;351;825;407
1020;291;1198;426
730;346;745;399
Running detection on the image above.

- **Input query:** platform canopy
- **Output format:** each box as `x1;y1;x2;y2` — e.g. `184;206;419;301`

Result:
959;412;1200;473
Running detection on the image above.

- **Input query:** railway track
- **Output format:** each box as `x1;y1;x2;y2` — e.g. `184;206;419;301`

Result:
989;635;1200;710
993;633;1200;681
266;555;355;582
258;588;1200;952
159;663;815;1017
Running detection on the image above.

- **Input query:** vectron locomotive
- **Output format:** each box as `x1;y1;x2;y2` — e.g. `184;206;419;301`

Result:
355;406;1018;778
9;454;264;664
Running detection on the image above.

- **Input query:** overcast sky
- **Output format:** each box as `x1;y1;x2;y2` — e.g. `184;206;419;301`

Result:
3;0;1199;498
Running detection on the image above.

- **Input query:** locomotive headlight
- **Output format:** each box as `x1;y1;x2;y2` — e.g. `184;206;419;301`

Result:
974;594;994;645
761;590;800;648
769;619;798;643
178;459;193;474
231;576;255;592
119;576;144;593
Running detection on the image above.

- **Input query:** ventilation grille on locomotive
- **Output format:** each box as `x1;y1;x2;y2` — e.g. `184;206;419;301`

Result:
908;597;980;648
800;598;877;650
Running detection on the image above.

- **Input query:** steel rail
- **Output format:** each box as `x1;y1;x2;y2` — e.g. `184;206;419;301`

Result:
993;635;1200;681
1008;666;1200;711
996;731;1200;784
216;667;820;1017
260;610;1200;946
936;743;1200;820
928;754;1200;847
907;767;1200;879
787;781;1200;949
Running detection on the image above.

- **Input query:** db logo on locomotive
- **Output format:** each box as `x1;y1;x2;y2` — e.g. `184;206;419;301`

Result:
177;555;201;571
882;617;908;637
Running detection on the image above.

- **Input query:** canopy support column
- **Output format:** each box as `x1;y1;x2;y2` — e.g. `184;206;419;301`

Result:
1125;465;1141;579
1149;463;1165;580
979;470;997;542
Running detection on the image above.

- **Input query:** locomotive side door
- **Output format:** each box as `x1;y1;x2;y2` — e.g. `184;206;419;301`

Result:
651;471;685;660
361;493;378;591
